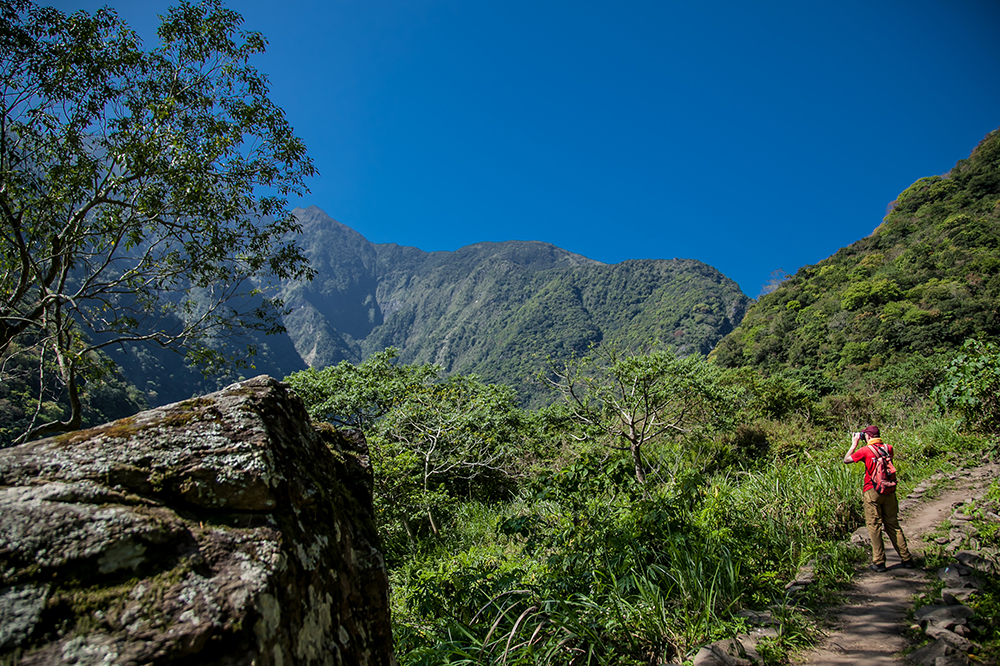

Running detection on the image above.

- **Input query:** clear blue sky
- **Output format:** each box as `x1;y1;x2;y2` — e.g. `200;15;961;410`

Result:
51;0;1000;296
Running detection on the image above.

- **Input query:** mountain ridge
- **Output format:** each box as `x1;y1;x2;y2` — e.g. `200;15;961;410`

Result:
278;206;751;404
712;128;1000;388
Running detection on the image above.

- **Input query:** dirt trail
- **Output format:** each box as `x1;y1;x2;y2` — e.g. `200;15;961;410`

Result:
795;462;998;666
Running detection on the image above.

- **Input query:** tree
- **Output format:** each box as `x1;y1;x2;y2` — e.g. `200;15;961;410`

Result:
1;0;315;443
285;348;438;430
287;355;525;552
543;346;731;484
378;374;523;538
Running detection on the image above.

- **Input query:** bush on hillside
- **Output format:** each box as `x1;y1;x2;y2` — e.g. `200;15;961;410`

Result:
933;338;1000;434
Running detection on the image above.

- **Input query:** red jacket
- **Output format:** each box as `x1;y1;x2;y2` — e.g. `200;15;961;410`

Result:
850;438;893;493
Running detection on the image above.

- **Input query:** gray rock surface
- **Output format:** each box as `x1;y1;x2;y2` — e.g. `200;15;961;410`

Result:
941;588;977;605
0;376;395;665
692;640;754;666
924;626;974;653
907;637;965;666
935;565;981;590
914;605;975;625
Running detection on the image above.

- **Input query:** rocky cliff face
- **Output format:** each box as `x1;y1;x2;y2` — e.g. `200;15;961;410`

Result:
276;207;751;407
106;207;750;410
0;376;395;665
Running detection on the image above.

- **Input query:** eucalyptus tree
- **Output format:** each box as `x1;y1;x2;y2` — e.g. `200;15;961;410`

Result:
544;346;732;484
1;0;315;442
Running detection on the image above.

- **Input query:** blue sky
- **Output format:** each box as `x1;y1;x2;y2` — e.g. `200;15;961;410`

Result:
51;0;1000;296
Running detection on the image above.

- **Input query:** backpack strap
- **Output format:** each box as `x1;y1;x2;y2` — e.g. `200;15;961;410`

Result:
868;443;890;458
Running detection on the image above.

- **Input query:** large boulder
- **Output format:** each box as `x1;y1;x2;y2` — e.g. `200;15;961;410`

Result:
0;376;396;665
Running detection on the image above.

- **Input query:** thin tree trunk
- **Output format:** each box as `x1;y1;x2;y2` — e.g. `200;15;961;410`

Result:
626;419;646;484
427;509;439;537
423;451;440;537
401;515;418;552
632;443;646;484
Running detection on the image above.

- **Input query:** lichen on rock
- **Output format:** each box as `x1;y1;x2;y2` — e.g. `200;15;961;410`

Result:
0;375;396;665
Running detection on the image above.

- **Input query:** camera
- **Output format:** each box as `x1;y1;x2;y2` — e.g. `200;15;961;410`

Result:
855;432;867;441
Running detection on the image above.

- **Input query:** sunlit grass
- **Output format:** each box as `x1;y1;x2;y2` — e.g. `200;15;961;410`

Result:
389;414;992;665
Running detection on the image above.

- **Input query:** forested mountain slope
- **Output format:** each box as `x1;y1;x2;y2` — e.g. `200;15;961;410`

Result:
280;207;751;404
713;129;1000;385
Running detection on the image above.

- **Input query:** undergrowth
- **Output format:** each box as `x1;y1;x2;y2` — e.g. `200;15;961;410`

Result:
386;420;978;665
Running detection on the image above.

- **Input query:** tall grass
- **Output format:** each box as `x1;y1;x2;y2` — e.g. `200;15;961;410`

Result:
394;467;791;664
390;416;988;665
396;559;741;665
696;454;860;581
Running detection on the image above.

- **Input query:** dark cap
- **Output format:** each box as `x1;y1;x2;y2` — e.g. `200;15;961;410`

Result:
862;425;880;438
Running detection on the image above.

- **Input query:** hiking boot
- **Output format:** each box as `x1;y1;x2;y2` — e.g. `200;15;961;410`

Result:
901;559;916;569
869;563;887;572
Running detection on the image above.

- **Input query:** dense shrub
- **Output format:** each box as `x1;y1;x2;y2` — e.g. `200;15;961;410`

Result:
933;339;1000;433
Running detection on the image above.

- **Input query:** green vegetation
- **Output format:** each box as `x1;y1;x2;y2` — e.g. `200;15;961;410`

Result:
278;212;752;408
1;0;314;443
287;350;528;560
713;129;1000;393
2;1;999;660
291;348;991;664
284;128;1000;664
933;338;1000;435
0;340;147;447
543;347;736;483
95;210;752;413
368;255;750;408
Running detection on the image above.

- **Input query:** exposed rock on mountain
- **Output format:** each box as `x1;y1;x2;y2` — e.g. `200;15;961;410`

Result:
282;207;385;368
0;376;395;665
281;207;751;405
103;208;750;409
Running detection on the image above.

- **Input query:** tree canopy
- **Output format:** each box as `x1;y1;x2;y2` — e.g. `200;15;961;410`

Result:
286;350;527;557
543;346;733;483
0;0;315;442
933;338;1000;434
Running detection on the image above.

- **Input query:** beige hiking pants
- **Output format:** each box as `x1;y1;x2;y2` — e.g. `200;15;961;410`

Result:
863;488;911;565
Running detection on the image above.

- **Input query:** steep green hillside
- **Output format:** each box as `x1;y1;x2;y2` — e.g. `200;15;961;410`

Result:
280;208;750;405
367;256;747;404
96;207;747;408
713;129;1000;385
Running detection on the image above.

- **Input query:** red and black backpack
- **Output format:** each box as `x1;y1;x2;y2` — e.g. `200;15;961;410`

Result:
869;443;897;494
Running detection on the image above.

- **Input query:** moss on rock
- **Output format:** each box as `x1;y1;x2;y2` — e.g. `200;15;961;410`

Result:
0;375;396;665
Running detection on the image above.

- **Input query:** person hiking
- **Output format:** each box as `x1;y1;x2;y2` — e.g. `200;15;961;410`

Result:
843;425;916;572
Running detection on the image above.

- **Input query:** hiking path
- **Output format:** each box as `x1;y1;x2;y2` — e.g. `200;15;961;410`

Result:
795;461;998;665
